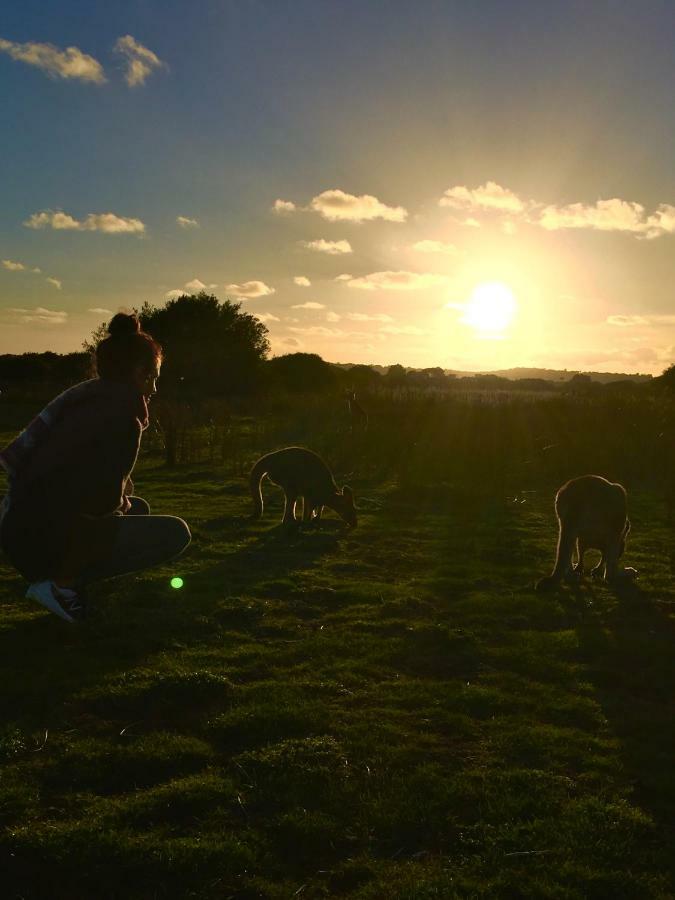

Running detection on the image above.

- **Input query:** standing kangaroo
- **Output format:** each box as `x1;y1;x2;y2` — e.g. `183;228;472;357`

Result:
535;474;637;591
345;389;368;432
249;447;357;529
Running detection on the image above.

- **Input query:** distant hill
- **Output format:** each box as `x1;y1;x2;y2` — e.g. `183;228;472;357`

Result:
470;367;653;384
334;362;652;384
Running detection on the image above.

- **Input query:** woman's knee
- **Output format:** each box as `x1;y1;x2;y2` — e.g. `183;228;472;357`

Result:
165;516;191;555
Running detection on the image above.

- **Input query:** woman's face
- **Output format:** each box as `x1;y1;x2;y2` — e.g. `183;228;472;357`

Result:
134;362;161;399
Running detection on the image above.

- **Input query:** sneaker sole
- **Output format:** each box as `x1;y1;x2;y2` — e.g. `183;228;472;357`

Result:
26;583;77;623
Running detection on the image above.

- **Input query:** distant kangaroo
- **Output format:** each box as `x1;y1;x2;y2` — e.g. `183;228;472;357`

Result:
536;475;637;591
345;389;368;432
249;447;357;529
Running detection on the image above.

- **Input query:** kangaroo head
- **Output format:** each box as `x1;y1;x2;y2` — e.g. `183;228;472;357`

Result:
334;484;357;528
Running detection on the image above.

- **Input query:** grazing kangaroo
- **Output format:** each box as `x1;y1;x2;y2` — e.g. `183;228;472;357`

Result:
249;447;357;529
536;475;637;591
345;389;368;432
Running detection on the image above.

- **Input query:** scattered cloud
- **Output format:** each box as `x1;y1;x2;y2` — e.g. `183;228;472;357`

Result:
440;181;526;214
88;307;113;315
273;199;297;214
176;216;199;229
24;210;146;234
164;289;187;300
276;337;303;351
326;311;341;323
2;259;26;271
380;324;427;335
335;273;353;281
291;302;325;310
464;218;481;228
113;35;166;87
539;199;675;239
412;239;459;255
502;221;517;235
346;312;394;322
184;278;209;292
0;36;105;83
309;189;407;223
293;276;311;286
300;239;352;255
607;314;675;327
254;312;281;323
289;326;346;337
538;199;647;234
46;277;62;290
225;280;275;298
4;306;68;325
344;270;448;291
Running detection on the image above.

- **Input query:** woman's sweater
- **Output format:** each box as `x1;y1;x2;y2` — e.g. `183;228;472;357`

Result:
0;378;148;580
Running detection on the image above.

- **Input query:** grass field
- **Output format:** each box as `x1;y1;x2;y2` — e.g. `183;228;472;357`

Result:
1;405;675;898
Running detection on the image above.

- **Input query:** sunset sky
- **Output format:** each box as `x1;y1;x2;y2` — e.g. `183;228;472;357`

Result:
1;1;674;374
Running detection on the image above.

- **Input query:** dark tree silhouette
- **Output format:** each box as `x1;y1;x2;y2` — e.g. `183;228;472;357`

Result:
265;353;338;393
136;293;270;396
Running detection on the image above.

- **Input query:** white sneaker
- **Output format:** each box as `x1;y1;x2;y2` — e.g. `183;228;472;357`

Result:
25;581;85;623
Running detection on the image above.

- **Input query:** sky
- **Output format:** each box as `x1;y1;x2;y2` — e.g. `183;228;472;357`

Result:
1;0;674;374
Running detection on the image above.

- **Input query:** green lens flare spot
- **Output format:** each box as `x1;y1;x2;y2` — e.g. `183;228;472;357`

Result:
170;577;184;589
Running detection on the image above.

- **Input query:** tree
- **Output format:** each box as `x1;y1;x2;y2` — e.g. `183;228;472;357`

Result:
265;353;338;393
85;293;270;396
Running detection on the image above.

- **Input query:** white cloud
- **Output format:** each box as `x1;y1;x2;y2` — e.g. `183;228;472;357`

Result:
254;312;281;323
412;239;459;255
607;314;675;327
273;199;297;214
644;205;675;239
301;239;352;255
346;312;394;322
538;199;648;234
184;278;207;292
46;277;62;290
464;218;481;228
113;35;166;87
291;302;325;310
502;221;517;235
380;324;427;335
293;276;311;286
5;306;68;325
276;337;303;351
344;270;448;291
176;216;199;229
310;189;407;223
335;273;353;281
164;289;187;300
326;311;341;323
24;210;146;234
2;259;26;271
440;181;526;214
0;37;105;83
88;307;113;315
289;326;346;337
225;280;275;298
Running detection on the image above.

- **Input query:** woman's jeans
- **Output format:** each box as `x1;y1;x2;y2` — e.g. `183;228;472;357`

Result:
78;496;191;585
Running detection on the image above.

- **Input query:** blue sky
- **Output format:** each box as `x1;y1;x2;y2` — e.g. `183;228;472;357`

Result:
1;1;674;372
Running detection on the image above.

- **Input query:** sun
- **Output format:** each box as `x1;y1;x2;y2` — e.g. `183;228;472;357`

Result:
461;281;517;334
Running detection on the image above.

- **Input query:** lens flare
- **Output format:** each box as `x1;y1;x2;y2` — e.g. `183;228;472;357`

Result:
170;577;184;589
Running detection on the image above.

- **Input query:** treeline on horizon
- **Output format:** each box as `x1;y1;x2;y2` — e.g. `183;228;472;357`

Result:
0;293;672;400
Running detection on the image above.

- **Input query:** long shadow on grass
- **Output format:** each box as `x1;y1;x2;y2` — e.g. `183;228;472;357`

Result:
574;584;675;881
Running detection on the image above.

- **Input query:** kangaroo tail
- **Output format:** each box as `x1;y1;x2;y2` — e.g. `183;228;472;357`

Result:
249;457;268;518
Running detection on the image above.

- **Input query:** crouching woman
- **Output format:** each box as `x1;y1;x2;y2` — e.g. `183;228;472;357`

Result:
0;313;190;622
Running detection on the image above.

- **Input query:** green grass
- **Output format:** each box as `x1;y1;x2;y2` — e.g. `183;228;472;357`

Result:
1;435;674;898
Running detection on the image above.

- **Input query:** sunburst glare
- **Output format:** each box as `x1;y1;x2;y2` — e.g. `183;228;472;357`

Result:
461;281;517;335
